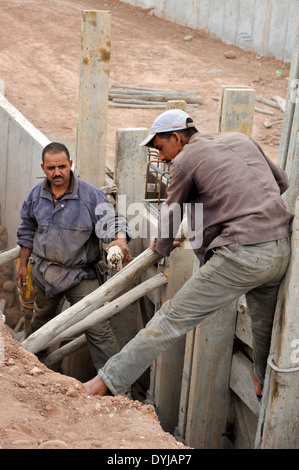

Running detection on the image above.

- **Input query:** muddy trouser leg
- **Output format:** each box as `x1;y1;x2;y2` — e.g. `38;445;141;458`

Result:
29;282;64;359
99;238;291;396
65;279;120;370
22;306;34;338
30;282;63;336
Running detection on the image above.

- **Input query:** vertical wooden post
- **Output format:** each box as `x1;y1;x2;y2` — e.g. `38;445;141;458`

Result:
284;114;299;213
178;300;238;448
217;85;256;136
149;243;194;434
166;100;187;111
76;10;111;187
143;98;194;432
109;128;149;352
255;197;299;449
114;128;148;256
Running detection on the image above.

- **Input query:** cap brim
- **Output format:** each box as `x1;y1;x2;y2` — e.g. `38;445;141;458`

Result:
139;133;156;147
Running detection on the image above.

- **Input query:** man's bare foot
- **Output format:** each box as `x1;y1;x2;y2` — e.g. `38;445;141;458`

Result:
84;375;109;396
252;371;263;399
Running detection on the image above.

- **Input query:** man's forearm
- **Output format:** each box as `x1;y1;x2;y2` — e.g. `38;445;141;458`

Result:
19;246;32;267
16;246;32;292
115;231;127;240
107;232;131;264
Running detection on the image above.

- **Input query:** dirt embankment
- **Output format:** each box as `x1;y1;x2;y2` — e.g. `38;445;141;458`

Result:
0;320;187;449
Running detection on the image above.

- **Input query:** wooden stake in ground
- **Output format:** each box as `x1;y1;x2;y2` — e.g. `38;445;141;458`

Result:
216;85;256;136
76;10;111;187
255;197;299;449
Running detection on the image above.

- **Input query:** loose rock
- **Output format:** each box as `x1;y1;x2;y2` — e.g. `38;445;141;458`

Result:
224;50;236;59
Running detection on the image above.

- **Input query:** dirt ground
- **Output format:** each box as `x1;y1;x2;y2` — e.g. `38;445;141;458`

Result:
0;0;291;451
0;321;187;450
0;0;289;169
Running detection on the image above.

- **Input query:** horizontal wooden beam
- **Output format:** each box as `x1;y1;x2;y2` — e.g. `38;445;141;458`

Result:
0;245;21;266
45;335;86;367
44;273;168;349
230;350;260;417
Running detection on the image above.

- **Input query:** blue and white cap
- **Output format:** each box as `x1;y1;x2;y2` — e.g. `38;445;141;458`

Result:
140;109;195;147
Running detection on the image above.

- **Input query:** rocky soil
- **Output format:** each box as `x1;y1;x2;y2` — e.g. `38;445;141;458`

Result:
0;320;187;450
0;0;291;451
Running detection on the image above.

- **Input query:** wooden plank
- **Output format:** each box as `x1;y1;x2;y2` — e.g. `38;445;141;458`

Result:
153;332;186;433
231;393;258;449
114;128;148;257
0;245;21;266
256;97;281;110
218;87;256;136
22;220;188;355
109;102;166;109
271;95;286;113
255;197;299;449
45;335;86;367
283;100;299;213
141;206;159;250
235;306;253;349
47;273;168;347
113;128;150;353
112;98;167;105
45;274;166;367
183;300;238;449
216;85;252;132
76;10;111;187
150;242;194;434
176;328;195;440
213;95;275;116
166;100;187;110
139;265;160;306
22;248;163;354
109;92;203;104
230;350;260;417
111;84;201;94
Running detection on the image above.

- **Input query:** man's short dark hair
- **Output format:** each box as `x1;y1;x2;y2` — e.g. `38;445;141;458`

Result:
149;125;198;148
42;142;70;163
157;126;198;141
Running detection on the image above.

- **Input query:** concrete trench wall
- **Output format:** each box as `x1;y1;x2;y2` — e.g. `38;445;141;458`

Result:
0;94;49;247
0;93;48;332
120;0;299;62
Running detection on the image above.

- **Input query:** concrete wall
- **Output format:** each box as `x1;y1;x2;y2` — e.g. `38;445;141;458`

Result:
0;94;49;246
120;0;299;62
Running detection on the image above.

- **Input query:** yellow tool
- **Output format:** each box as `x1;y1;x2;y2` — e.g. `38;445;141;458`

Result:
26;259;33;299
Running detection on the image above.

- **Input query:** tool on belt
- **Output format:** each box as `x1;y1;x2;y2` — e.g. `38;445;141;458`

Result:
26;257;34;299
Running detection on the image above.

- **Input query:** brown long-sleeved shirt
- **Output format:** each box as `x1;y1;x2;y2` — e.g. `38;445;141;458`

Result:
155;132;294;263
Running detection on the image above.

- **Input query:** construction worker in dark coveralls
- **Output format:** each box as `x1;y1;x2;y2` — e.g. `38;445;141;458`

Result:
17;142;132;370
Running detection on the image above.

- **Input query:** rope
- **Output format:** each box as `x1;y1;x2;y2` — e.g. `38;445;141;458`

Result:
267;354;299;373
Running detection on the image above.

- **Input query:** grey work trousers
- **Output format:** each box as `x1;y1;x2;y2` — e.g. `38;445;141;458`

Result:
30;278;120;370
99;237;291;395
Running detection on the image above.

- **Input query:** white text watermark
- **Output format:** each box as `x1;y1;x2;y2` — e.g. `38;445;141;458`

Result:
95;195;203;249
